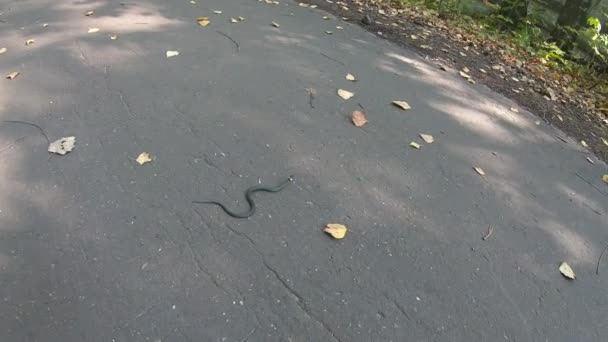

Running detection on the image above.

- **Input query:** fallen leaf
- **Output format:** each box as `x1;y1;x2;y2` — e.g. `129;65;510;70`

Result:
468;79;476;84
0;47;6;54
337;89;354;100
473;167;485;176
603;175;608;184
345;73;356;81
459;71;471;79
42;23;49;27
462;67;470;73
110;34;118;40
230;18;238;23
325;31;333;34
559;262;575;279
84;10;94;16
351;110;367;127
409;142;421;149
459;51;467;56
581;140;588;147
25;39;35;46
557;115;564;122
586;157;594;164
136;152;152;165
166;50;179;58
197;16;210;26
324;223;347;239
601;137;608;146
88;27;100;33
392;101;411;110
419;133;434;143
510;107;519;113
238;16;245;21
479;68;487;73
323;16;330;20
48;136;75;155
420;45;432;50
213;10;223;14
336;26;343;30
272;21;280;28
6;71;19;79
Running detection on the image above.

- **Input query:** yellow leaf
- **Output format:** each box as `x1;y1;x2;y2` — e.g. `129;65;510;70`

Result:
197;16;210;26
324;224;347;239
6;71;19;79
323;16;330;20
84;10;94;16
351;110;367;127
272;21;280;28
580;140;588;147
345;73;356;81
136;152;152;165
88;27;100;33
166;50;179;58
0;47;6;54
409;142;421;149
473;167;485;176
337;89;354;100
419;133;434;143
603;175;608;184
559;262;575;280
601;137;608;146
392;100;411;110
25;39;35;46
110;34;118;40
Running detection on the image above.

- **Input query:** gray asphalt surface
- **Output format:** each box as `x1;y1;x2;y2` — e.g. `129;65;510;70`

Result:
1;0;607;341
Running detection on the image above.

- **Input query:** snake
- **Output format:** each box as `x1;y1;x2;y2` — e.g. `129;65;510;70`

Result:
193;176;294;218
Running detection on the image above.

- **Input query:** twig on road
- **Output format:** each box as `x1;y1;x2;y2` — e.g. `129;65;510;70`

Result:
216;31;239;53
320;52;345;65
482;225;494;240
2;120;50;144
596;243;608;275
575;172;607;196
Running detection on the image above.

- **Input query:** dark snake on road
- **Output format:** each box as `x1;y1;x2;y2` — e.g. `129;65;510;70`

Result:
193;176;294;218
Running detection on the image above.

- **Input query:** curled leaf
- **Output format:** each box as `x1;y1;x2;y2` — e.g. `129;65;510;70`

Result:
559;262;575;279
48;136;76;155
6;71;19;79
351;110;367;127
324;223;347;239
473;167;485;176
136;152;152;165
392;100;411;110
25;39;35;46
197;16;210;26
337;89;354;100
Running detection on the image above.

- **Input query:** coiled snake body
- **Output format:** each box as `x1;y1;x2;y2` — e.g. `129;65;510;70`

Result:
193;176;293;218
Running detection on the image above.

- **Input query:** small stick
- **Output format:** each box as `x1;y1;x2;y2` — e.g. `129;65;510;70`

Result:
307;88;316;109
320;52;345;66
575;172;607;196
482;225;493;240
597;243;608;275
216;31;239;53
2;120;50;144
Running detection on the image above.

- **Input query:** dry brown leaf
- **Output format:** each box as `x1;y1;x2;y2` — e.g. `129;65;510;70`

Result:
337;89;354;100
136;152;152;165
6;71;19;79
345;73;356;81
324;223;347;239
351;110;367;127
409;142;421;149
392;100;411;110
166;50;179;58
0;47;6;54
197;16;210;26
419;133;434;143
559;262;575;279
473;167;485;176
25;39;35;46
88;27;100;33
272;21;280;28
48;136;75;155
84;10;94;16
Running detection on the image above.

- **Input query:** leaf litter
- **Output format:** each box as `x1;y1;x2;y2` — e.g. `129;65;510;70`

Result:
419;133;434;143
392;101;411;110
351;110;367;127
48;136;76;155
136;152;152;165
337;89;354;100
559;262;575;280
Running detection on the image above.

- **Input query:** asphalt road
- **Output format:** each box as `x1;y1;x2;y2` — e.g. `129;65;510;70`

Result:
0;0;607;341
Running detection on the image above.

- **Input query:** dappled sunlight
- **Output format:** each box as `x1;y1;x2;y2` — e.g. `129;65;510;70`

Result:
538;219;598;266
